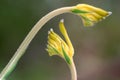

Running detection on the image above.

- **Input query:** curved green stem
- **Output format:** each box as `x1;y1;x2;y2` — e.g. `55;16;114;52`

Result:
0;7;73;80
68;59;77;80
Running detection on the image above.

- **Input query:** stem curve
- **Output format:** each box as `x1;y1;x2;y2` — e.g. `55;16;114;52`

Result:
0;7;73;80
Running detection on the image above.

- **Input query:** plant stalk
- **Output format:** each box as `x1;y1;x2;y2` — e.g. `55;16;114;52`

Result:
0;7;73;80
68;59;77;80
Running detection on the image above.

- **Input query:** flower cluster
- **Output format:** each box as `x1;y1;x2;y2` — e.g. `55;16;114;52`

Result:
46;19;74;64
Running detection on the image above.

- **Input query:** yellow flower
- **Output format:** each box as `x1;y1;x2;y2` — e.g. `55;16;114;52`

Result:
46;19;74;64
72;4;112;26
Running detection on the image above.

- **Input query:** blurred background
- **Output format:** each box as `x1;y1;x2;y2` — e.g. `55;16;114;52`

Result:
0;0;120;80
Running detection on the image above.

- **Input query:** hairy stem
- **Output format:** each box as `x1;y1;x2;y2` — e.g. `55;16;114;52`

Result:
0;7;73;80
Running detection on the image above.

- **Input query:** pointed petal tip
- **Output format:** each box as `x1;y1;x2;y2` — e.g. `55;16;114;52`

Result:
60;19;64;23
108;11;112;15
48;28;53;34
50;28;53;31
48;31;50;34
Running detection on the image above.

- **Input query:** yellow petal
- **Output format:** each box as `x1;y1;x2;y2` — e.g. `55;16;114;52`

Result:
59;19;74;57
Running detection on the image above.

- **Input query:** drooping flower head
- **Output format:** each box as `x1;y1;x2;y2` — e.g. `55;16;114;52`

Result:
46;19;74;64
71;4;112;26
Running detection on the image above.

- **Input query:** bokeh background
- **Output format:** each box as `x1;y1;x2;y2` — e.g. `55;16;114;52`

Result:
0;0;120;80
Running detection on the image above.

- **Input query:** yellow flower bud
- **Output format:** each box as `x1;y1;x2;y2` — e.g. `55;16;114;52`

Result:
72;4;112;26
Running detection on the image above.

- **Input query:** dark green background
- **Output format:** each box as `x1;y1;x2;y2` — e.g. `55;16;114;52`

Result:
0;0;120;80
